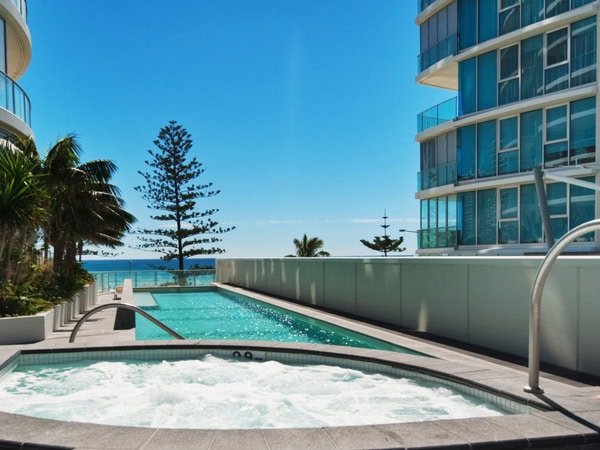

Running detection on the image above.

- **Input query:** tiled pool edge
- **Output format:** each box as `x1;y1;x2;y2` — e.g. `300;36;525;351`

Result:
1;342;600;449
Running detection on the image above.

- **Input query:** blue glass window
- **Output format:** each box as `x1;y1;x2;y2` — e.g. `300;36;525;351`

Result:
459;58;477;115
457;125;476;181
478;0;498;43
478;51;497;110
458;0;476;50
477;189;497;245
500;117;518;150
499;117;518;175
498;45;519;105
546;28;569;93
570;177;595;241
458;191;476;245
546;105;567;141
429;199;437;230
551;217;569;240
521;35;543;100
0;21;5;74
499;187;518;244
545;105;568;168
520;184;542;243
571;17;596;88
547;183;567;215
448;194;457;228
421;200;429;230
500;187;518;219
520;109;542;171
522;0;543;27
570;96;596;165
499;1;520;35
477;120;496;177
546;0;569;18
572;0;595;7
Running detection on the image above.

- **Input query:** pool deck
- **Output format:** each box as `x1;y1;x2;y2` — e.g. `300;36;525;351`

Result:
0;284;599;449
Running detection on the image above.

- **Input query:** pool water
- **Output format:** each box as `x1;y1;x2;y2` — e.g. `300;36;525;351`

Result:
135;290;417;353
0;354;510;429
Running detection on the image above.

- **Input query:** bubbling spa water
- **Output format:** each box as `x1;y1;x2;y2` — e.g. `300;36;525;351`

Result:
0;354;508;429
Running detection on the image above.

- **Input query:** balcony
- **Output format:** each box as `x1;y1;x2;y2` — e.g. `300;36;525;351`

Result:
0;71;31;127
10;0;26;21
418;33;458;73
417;0;437;14
418;226;458;249
417;97;457;134
418;162;457;190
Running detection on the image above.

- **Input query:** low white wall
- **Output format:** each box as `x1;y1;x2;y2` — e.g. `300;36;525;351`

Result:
216;257;600;377
0;283;97;345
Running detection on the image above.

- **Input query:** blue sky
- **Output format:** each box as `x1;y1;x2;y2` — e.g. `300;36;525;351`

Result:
22;0;450;258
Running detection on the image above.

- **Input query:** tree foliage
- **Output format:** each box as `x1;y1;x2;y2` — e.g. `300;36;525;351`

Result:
360;235;405;256
360;210;406;257
134;121;234;270
27;135;136;273
287;234;330;257
0;134;133;316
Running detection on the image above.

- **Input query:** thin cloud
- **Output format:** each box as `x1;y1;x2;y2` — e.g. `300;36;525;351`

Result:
352;217;419;224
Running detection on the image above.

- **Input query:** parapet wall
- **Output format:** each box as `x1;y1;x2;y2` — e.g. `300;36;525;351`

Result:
216;257;600;377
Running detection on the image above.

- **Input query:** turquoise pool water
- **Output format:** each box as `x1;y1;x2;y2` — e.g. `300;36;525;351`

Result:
135;290;421;354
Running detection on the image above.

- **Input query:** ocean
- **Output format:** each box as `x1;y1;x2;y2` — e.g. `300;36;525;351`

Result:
83;258;216;291
82;258;216;272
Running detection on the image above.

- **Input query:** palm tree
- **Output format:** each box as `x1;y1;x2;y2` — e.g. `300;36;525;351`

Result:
14;135;136;273
289;234;330;257
0;146;46;281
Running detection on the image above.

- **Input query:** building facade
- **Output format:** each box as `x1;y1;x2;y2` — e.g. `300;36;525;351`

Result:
0;0;31;143
415;0;599;255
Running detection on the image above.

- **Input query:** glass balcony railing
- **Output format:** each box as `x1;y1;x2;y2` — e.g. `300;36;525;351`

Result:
418;226;458;249
92;269;216;293
10;0;27;21
417;0;438;13
0;71;31;126
417;97;457;133
418;162;457;190
418;33;458;72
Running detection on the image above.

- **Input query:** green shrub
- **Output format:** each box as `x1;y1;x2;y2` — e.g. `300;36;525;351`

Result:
0;282;54;317
0;263;94;317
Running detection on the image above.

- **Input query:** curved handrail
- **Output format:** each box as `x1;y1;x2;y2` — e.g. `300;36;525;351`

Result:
524;219;600;394
69;302;185;343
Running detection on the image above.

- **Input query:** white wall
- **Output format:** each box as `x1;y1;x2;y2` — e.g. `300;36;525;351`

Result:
216;257;600;376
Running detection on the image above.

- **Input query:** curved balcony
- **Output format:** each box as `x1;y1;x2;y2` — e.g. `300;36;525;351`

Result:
0;70;31;135
417;96;457;134
10;0;26;20
418;162;457;191
418;226;458;249
0;0;31;80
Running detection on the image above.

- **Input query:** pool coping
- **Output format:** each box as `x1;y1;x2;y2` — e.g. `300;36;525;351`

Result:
0;286;599;449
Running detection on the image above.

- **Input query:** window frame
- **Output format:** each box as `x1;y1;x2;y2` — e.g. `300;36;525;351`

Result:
498;115;519;174
498;186;520;244
543;103;570;168
498;0;521;35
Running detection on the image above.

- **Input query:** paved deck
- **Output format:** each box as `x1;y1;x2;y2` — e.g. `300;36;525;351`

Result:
0;286;599;449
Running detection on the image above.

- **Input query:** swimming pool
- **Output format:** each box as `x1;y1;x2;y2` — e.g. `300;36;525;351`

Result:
134;288;420;353
0;347;536;430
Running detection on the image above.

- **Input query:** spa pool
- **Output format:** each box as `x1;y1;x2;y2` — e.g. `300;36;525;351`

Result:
0;346;538;430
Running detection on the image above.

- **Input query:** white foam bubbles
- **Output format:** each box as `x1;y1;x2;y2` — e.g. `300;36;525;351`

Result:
0;355;507;429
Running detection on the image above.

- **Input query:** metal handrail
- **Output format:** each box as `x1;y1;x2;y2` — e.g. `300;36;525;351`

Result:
69;302;185;343
524;219;600;394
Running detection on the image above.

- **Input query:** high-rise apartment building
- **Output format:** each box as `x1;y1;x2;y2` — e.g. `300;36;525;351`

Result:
0;0;31;142
415;0;598;255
